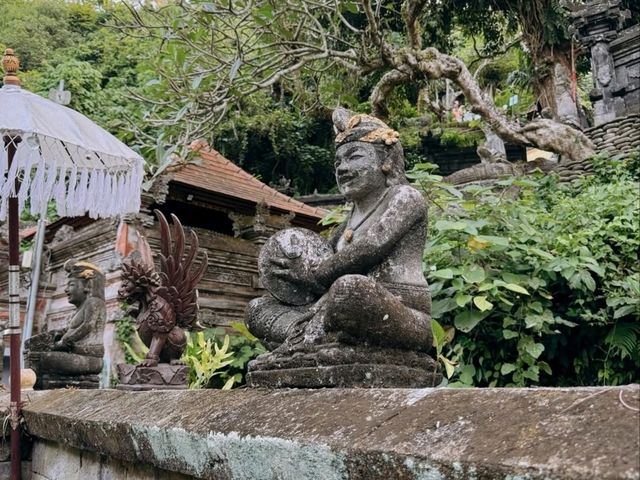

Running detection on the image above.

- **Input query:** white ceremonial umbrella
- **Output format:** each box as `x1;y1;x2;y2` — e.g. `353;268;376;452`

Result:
0;48;144;480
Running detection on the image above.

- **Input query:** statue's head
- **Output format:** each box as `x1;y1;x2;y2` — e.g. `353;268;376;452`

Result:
332;108;407;199
64;260;105;306
118;260;161;301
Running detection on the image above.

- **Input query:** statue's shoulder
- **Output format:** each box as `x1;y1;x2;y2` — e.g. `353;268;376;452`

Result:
389;184;427;210
84;296;106;312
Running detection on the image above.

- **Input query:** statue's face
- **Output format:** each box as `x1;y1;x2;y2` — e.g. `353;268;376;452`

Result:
118;278;137;300
335;142;386;200
65;278;87;306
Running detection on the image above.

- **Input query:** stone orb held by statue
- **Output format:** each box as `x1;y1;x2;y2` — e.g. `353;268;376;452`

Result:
259;228;333;306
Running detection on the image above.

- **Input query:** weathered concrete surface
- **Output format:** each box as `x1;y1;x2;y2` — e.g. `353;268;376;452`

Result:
8;385;640;480
31;440;193;480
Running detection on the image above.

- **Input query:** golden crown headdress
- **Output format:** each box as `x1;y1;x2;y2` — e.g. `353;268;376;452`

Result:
333;108;400;147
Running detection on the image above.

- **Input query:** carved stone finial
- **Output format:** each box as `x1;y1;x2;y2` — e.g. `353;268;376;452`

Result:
2;48;20;86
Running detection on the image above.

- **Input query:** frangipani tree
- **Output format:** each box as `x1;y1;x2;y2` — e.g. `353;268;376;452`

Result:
121;0;595;162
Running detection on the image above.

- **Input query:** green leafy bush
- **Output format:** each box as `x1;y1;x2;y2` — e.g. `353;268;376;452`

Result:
439;127;484;148
182;323;266;390
410;154;639;387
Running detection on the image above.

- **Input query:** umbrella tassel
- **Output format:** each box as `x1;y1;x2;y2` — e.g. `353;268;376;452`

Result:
0;146;19;202
65;165;78;216
41;162;58;214
116;172;126;213
0;149;18;196
95;170;107;218
0;145;6;201
74;168;90;216
87;169;99;218
54;166;68;217
17;150;37;214
29;158;46;217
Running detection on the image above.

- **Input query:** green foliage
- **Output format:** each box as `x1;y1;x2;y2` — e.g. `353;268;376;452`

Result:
431;319;458;379
213;101;336;194
410;155;640;387
439;128;484;148
183;331;236;390
182;323;267;390
0;0;81;71
115;311;147;365
1;1;155;162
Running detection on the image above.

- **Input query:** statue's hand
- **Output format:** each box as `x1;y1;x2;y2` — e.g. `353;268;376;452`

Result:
51;329;65;341
270;257;325;295
52;339;71;352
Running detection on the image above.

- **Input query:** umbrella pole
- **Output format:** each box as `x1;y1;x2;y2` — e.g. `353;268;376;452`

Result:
5;135;22;480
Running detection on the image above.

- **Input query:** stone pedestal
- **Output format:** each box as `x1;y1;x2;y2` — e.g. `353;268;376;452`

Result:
26;349;103;390
247;343;442;388
37;373;100;390
116;364;189;391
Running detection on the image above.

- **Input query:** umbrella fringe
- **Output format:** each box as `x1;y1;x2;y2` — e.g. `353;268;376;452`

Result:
0;138;143;222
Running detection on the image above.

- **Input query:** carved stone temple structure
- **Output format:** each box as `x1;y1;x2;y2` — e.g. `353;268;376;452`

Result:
571;0;639;126
245;109;442;388
551;0;640;181
24;260;106;389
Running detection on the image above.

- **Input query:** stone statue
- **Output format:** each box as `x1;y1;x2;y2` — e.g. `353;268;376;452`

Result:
25;260;106;389
116;210;208;390
245;108;441;388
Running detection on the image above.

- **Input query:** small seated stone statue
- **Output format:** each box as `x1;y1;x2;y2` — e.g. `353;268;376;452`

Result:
245;108;441;388
25;259;105;389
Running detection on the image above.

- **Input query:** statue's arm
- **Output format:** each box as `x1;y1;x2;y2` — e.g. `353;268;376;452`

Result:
328;222;347;249
315;186;426;286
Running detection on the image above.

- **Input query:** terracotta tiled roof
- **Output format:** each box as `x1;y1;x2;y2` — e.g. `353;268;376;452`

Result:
170;149;328;220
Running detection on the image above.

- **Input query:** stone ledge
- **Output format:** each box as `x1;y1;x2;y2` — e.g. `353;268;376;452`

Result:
4;385;639;480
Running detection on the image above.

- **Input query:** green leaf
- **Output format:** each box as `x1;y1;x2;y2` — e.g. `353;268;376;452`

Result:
431;298;458;318
502;272;529;284
476;235;510;246
524;314;544;330
434;220;468;231
432;268;454;279
454;310;489;332
528;247;555;260
462;265;486;284
579;270;596;292
501;363;517;375
473;296;493;311
455;293;472;307
230;321;259;342
440;356;457;379
524;341;545;359
254;3;274;19
431;319;447;349
522;365;540;381
341;1;359;13
503;329;519;339
538;361;552;375
503;283;530;295
614;304;638;319
222;376;236;390
503;317;517;327
459;364;476;385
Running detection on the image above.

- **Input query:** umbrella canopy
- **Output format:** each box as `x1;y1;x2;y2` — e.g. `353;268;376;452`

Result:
0;84;144;220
